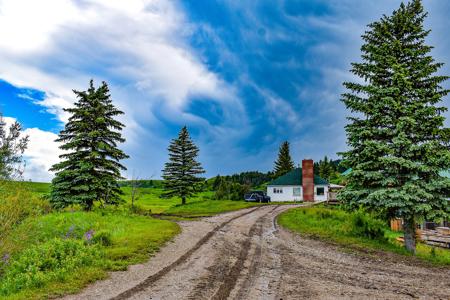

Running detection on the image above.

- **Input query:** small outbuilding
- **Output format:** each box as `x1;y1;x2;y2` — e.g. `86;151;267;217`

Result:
267;159;328;202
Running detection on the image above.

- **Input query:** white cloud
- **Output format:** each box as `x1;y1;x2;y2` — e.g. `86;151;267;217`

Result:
0;0;246;180
21;128;61;182
0;0;238;120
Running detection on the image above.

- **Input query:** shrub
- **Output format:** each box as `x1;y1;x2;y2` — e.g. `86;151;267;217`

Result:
92;231;113;246
129;204;152;216
351;211;387;241
0;238;102;296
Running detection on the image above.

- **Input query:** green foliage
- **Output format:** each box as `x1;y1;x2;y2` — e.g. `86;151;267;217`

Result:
351;211;387;241
0;181;51;243
278;206;450;265
314;156;334;181
118;180;163;188
339;0;450;251
214;179;250;201
162;126;205;205
0;114;29;180
212;172;274;190
273;141;295;177
0;238;101;296
0;209;179;299
50;80;129;211
91;231;112;246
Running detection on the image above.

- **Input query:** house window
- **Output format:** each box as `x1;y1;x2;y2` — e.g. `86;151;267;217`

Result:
273;188;283;194
316;187;325;196
293;187;301;196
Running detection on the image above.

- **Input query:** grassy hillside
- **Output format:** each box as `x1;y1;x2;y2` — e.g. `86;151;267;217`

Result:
0;209;179;299
0;180;263;299
278;206;450;266
16;181;51;196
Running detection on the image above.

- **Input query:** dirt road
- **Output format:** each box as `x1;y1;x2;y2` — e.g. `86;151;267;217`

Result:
63;205;450;300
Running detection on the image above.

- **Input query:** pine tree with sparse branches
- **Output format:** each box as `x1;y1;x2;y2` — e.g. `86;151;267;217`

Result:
0;114;28;179
339;0;450;253
50;80;129;210
162;126;205;205
273;141;295;177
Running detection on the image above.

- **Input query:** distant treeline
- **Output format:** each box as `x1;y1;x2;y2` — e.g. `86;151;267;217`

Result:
212;171;274;188
118;180;164;188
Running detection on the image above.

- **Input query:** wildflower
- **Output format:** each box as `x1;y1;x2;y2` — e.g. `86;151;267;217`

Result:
1;253;10;265
65;225;75;239
84;229;95;242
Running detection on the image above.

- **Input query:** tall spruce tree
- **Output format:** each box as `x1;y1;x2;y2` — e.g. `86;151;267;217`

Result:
339;0;450;253
162;126;205;205
50;80;129;210
273;141;295;177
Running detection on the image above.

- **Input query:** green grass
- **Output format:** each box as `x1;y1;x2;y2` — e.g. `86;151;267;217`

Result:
0;209;179;299
16;181;51;196
163;200;264;217
120;187;214;214
278;206;450;266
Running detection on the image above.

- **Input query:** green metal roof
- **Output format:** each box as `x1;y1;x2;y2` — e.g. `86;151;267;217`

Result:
341;168;352;176
268;168;328;186
439;170;450;178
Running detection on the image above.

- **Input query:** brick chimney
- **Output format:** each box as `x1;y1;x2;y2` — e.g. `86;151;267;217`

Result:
302;159;314;202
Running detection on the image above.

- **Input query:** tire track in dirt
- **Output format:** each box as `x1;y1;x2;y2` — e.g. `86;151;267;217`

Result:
186;205;278;299
232;205;287;299
109;206;263;300
209;205;279;300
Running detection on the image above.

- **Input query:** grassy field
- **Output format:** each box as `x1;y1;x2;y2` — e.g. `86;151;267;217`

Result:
163;199;264;217
0;180;265;299
120;186;214;214
278;206;450;266
0;208;179;299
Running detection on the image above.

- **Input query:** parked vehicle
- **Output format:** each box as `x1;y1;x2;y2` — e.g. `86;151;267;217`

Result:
244;191;271;203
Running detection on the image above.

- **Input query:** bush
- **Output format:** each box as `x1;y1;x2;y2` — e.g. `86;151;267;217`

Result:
351;211;387;241
0;238;102;296
91;231;113;246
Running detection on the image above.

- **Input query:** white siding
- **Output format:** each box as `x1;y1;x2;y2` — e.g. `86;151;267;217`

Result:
267;184;329;202
267;185;302;202
314;184;328;201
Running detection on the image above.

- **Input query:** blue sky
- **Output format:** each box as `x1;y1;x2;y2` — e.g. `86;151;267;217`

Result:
1;0;450;182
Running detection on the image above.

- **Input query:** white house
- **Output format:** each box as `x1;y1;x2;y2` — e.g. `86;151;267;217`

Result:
267;159;329;202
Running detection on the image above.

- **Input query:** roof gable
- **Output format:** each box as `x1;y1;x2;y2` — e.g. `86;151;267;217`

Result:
268;168;328;186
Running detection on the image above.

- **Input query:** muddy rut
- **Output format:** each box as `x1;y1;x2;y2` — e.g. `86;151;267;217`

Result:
62;205;450;300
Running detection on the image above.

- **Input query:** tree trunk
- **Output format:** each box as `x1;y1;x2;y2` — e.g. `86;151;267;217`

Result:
403;216;416;254
182;196;186;205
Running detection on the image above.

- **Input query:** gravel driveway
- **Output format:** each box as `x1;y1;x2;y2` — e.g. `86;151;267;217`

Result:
62;205;450;300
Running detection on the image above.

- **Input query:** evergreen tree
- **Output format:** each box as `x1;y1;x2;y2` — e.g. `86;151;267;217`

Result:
162;126;205;205
50;80;129;210
0;114;28;179
339;0;450;253
212;175;222;191
318;156;334;181
273;141;295;177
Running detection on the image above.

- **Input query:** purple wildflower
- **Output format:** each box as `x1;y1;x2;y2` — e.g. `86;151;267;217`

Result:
1;253;10;265
84;229;95;242
65;225;75;239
